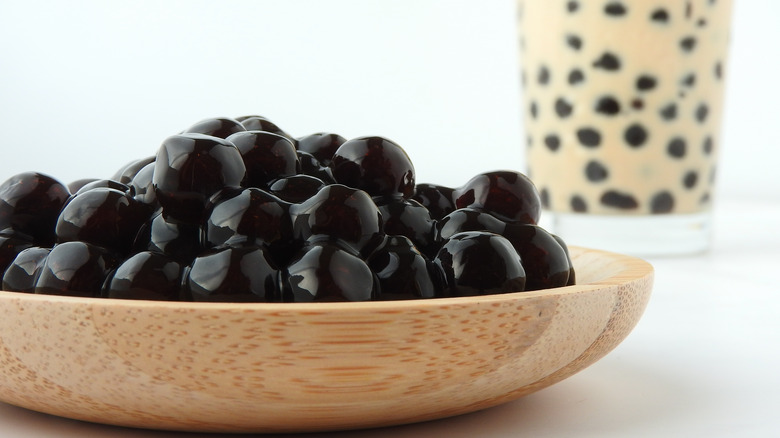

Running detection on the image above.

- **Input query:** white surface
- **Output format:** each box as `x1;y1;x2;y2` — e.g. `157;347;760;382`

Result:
0;1;779;436
0;196;777;437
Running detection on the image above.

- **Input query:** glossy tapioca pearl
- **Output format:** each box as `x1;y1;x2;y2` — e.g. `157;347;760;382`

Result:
134;213;203;265
67;179;98;194
111;156;155;184
284;241;376;302
0;172;71;247
501;224;571;291
433;231;526;297
55;188;152;256
330;136;416;199
129;162;158;208
204;187;294;261
269;174;326;204
34;241;118;297
552;234;576;286
291;184;384;257
453;170;542;224
183;117;246;139
366;236;440;300
436;208;506;242
103;251;183;301
298;151;336;184
226;131;299;189
412;184;455;221
235;115;295;142
184;244;281;303
2;246;50;293
373;197;437;258
74;179;133;196
153;133;247;223
296;133;346;165
0;232;35;276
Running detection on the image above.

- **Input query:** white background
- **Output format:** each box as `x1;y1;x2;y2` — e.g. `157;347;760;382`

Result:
0;1;779;438
1;0;778;200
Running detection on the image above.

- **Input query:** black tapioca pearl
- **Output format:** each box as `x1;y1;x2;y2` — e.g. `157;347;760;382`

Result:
624;124;648;147
667;137;687;158
660;103;678;121
555;98;574;118
681;73;696;87
680;36;697;52
585;160;609;182
685;2;693;19
544;134;561;151
696;103;709;123
604;2;627;16
571;195;588;212
703;136;714;154
595;96;621;116
538;65;550;85
715;61;723;80
683;171;698;189
650;191;675;214
576;128;602;147
566;34;583;51
568;68;585;85
540;187;550;208
631;99;644;110
651;8;669;23
567;1;579;13
593;52;621;71
529;101;538;119
636;75;658;91
697;18;707;27
601;190;639;209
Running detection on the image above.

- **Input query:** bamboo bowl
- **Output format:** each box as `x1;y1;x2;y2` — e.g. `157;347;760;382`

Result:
0;246;652;433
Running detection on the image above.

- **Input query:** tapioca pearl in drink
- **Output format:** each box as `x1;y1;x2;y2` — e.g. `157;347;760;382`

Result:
519;0;731;215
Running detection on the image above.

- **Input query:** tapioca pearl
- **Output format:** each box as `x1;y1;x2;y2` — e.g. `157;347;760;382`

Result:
604;2;627;16
576;128;602;148
544;134;561;151
570;195;587;212
695;103;709;123
624;124;648;148
683;171;698;189
660;103;678;121
566;34;583;51
702;136;714;154
715;61;723;80
650;191;674;214
697;18;707;27
567;1;579;13
667;137;687;158
529;101;539;119
700;192;711;204
636;75;658;91
555;98;574;118
540;187;550;208
585;160;608;182
600;190;639;209
650;8;669;23
631;99;644;110
680;36;697;52
568;68;585;85
595;96;621;116
681;73;696;88
593;52;621;71
538;65;551;85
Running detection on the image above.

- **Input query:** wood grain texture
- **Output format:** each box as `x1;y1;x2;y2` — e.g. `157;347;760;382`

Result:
0;246;653;433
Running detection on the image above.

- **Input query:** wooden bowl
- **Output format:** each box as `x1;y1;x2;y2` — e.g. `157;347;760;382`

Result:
0;246;652;433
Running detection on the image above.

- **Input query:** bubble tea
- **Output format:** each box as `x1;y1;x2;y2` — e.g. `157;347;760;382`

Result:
518;0;732;256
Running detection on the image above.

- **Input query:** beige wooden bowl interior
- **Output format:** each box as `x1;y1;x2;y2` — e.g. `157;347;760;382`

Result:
0;246;653;433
